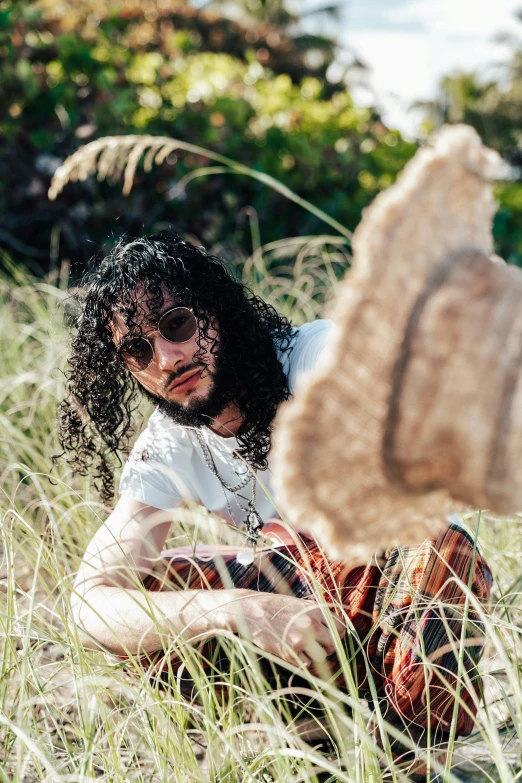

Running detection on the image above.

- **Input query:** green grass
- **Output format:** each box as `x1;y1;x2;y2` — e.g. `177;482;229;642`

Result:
1;249;522;783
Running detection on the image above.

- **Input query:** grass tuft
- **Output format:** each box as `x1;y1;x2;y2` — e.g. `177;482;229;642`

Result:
1;252;521;782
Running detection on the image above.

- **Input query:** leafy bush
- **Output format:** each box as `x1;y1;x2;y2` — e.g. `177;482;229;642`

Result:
1;0;416;274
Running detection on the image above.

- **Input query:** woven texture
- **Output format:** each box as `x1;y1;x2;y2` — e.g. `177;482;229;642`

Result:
127;524;491;738
272;124;512;559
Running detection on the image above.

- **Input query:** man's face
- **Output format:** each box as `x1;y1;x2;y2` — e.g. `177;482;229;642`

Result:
111;287;234;427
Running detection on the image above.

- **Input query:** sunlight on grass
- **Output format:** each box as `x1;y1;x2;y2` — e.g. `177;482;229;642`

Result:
1;250;522;782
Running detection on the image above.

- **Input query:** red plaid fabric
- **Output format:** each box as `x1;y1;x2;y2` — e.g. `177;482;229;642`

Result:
130;523;491;739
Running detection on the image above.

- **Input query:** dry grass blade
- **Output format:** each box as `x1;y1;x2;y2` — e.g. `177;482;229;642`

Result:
48;135;353;239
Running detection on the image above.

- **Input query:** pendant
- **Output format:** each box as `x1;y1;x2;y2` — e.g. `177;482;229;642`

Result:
246;510;264;541
236;511;263;566
236;549;255;566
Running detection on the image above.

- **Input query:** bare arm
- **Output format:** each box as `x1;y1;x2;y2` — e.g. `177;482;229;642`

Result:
71;496;345;665
71;495;250;655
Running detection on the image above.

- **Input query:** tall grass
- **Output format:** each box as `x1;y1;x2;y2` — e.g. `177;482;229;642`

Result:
1;247;522;783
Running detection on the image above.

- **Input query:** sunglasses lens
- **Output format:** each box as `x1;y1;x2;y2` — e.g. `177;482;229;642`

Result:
121;338;153;372
120;308;196;372
159;307;197;343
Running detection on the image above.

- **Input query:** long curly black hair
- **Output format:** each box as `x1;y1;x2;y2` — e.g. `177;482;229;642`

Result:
56;234;295;502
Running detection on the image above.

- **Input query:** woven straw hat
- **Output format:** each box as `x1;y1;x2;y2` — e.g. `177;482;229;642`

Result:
272;125;517;560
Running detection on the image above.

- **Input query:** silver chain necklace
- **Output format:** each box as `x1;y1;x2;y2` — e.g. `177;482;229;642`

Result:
194;430;264;547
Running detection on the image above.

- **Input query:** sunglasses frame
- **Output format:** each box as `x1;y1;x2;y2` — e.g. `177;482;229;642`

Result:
118;306;197;372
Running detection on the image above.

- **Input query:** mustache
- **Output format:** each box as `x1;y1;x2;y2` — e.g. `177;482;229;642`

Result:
162;362;207;393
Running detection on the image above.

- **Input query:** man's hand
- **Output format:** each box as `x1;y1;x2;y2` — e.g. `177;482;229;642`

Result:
218;591;347;669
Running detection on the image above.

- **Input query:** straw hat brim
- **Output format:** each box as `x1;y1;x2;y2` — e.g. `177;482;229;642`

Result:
272;125;507;560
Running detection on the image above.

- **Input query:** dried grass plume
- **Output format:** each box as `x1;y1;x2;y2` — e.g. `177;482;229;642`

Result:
48;134;351;239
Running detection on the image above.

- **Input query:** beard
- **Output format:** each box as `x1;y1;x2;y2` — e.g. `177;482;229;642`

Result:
140;347;238;429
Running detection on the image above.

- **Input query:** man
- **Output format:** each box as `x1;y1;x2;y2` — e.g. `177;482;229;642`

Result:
60;234;491;762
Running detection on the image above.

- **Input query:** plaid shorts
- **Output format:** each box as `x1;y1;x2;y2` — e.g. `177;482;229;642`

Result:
129;523;492;739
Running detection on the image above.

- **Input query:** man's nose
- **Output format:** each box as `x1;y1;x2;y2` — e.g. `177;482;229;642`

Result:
153;336;186;370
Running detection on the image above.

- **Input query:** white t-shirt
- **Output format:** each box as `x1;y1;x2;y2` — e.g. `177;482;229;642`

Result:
119;319;333;524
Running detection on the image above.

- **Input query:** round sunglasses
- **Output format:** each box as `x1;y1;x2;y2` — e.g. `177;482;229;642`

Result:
118;306;198;372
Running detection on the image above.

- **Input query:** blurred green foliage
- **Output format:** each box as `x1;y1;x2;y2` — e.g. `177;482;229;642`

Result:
0;0;417;274
5;0;522;271
420;17;522;265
